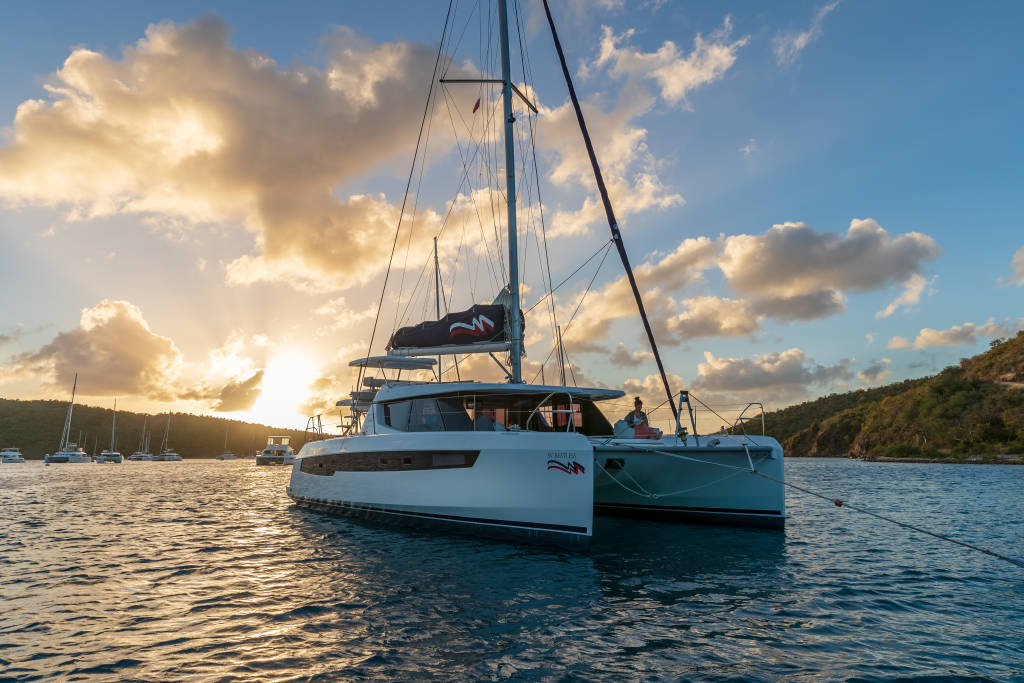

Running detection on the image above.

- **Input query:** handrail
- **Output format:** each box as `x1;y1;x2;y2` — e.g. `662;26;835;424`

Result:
733;402;765;436
525;391;578;432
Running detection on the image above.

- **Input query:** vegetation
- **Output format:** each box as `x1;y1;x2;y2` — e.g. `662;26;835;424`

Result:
766;331;1024;461
0;398;330;459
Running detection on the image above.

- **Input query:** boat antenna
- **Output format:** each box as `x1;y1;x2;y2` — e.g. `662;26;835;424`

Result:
541;0;678;419
498;0;523;383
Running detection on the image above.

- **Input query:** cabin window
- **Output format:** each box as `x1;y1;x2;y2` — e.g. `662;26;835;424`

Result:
409;398;444;432
383;401;412;430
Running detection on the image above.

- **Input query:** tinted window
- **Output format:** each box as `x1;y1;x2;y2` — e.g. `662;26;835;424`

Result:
384;401;412;431
438;397;473;431
409;398;445;432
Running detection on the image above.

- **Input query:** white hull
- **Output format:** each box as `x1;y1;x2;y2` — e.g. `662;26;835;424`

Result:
1;456;25;463
97;452;123;463
215;453;237;460
592;435;785;528
288;431;595;543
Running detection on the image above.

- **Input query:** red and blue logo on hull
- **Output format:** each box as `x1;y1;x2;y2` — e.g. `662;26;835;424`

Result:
547;460;585;475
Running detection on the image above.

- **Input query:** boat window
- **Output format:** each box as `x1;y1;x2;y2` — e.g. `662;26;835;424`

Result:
437;397;473;431
409;398;445;432
383;400;412;430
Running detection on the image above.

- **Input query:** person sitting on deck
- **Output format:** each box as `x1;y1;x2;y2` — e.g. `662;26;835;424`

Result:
623;397;661;439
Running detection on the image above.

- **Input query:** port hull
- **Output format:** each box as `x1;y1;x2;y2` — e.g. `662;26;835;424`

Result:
288;431;595;543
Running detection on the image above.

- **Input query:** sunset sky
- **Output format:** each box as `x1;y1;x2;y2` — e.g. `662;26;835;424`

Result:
1;0;1022;429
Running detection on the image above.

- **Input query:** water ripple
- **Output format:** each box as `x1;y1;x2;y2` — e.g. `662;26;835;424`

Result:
0;459;1022;681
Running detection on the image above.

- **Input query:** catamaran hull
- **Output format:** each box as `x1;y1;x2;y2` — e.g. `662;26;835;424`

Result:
288;432;595;544
593;438;786;529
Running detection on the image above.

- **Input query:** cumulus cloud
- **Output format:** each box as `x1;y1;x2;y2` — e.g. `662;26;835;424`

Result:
666;296;759;340
609;342;654;367
888;318;1024;349
692;348;853;402
773;1;841;67
876;273;934;318
584;18;748;107
720;219;940;316
561;219;939;352
4;300;183;397
0;16;477;292
1005;246;1024;286
208;370;264;411
858;358;892;385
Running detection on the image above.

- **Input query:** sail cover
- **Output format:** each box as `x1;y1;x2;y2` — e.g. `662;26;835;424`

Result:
387;304;508;350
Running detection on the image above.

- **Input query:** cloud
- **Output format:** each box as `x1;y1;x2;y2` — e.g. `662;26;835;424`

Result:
666;296;759;340
858;358;892;385
0;16;477;292
773;1;841;67
1005;246;1024;286
720;219;940;315
865;332;875;347
609;342;654;367
876;273;934;318
740;138;757;156
4;300;183;397
209;370;264;411
888;318;1024;349
692;348;853;402
585;17;749;107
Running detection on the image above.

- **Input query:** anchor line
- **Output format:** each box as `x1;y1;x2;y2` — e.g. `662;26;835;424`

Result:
599;441;1024;569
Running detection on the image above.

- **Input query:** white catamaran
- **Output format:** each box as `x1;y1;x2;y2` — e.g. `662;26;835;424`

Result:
287;0;785;543
156;413;183;461
45;373;91;464
129;418;154;461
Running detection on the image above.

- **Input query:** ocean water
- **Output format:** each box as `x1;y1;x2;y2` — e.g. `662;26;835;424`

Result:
1;458;1021;682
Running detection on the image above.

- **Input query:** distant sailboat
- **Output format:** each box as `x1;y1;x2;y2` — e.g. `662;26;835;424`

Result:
45;374;90;464
97;399;123;463
129;417;154;461
156;413;183;461
215;426;236;460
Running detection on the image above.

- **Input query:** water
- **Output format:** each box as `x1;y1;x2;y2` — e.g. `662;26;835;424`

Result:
1;459;1021;681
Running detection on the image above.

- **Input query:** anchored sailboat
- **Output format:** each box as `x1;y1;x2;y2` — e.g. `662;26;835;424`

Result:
288;1;785;541
45;373;90;464
97;399;123;463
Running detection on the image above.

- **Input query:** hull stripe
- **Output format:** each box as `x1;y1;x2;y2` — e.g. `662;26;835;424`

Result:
289;493;588;534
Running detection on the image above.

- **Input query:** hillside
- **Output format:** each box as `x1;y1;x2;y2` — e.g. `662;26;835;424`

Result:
766;331;1024;461
0;398;333;459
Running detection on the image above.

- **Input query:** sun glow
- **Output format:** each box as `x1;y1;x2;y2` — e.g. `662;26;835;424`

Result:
242;350;319;428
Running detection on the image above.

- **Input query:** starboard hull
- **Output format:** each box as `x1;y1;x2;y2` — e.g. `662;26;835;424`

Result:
593;437;786;529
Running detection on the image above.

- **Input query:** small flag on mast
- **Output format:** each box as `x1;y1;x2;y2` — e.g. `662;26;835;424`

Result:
472;98;481;114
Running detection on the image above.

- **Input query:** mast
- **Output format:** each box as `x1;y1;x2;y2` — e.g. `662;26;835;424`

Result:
160;413;171;452
498;0;523;383
434;236;442;382
109;399;117;451
541;0;679;419
58;373;78;452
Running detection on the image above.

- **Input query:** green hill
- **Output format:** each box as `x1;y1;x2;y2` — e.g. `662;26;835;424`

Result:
766;331;1024;461
0;398;333;459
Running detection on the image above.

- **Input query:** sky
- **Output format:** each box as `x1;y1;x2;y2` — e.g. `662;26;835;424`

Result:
1;0;1022;431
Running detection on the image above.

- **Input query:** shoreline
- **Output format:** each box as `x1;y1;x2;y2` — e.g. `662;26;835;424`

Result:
786;454;1023;465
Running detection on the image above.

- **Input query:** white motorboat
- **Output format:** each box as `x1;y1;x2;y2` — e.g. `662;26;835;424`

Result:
1;447;26;463
288;0;785;542
45;373;91;464
256;436;295;466
96;400;123;463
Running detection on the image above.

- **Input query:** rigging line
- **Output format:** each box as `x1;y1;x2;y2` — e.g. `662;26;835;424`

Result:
358;0;454;390
393;85;504;330
439;85;504;292
392;63;445;336
528;241;613;383
444;0;479;76
525;240;612;314
611;440;1024;570
542;0;679;421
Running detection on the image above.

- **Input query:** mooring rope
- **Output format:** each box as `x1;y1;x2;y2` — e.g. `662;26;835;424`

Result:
597;440;1024;569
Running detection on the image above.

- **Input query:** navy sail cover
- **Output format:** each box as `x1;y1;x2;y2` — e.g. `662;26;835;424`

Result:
388;304;509;350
